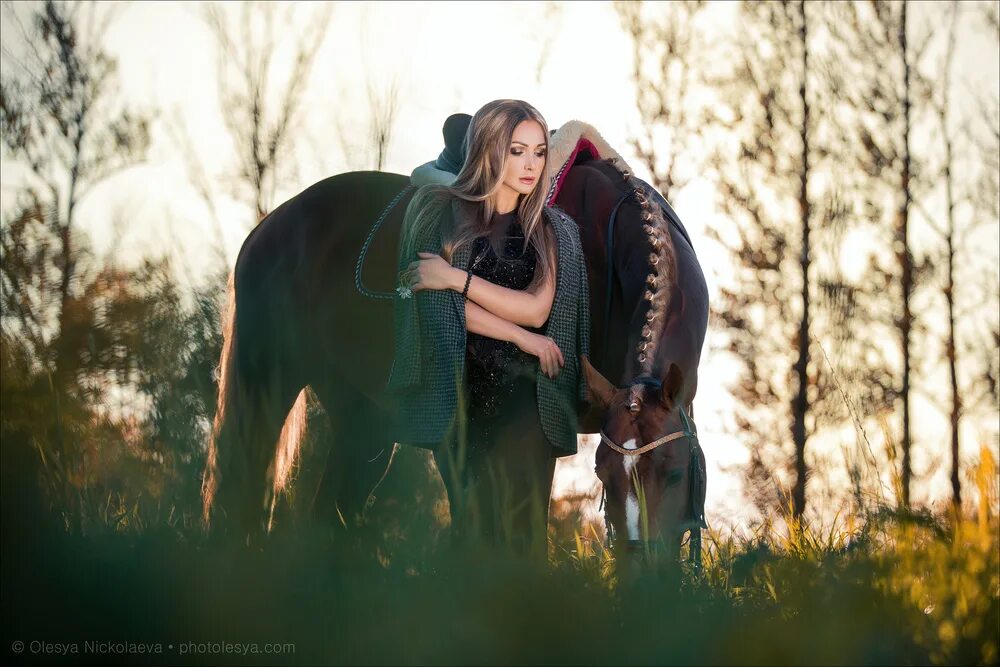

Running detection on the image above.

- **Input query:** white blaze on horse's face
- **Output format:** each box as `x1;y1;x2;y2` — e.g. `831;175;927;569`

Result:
621;438;641;541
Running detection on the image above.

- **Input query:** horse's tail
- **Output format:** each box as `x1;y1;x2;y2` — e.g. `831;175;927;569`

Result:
201;272;238;532
200;272;311;535
267;387;309;530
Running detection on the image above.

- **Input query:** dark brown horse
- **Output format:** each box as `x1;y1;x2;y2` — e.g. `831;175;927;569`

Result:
552;151;710;565
199;121;709;559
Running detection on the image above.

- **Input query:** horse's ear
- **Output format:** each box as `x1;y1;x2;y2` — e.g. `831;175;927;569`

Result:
581;354;615;410
660;363;684;408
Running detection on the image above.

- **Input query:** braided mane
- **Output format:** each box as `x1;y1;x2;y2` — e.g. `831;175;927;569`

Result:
545;118;677;376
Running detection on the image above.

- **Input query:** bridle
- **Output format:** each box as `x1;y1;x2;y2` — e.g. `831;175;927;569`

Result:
598;374;707;568
598;375;697;456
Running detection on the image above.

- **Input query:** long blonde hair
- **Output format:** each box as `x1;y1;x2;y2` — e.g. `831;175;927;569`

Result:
401;99;556;286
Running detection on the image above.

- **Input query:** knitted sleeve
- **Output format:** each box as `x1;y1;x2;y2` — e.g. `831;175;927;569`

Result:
576;237;591;405
386;189;447;394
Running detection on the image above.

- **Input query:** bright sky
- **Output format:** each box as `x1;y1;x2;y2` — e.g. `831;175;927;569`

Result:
2;1;998;532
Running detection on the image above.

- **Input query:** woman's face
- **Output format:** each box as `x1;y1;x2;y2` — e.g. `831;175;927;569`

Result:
499;119;547;201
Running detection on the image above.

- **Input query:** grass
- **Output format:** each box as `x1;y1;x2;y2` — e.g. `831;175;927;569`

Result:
2;442;997;665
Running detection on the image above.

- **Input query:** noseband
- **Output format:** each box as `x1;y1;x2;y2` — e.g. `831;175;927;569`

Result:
600;428;689;457
599;375;697;456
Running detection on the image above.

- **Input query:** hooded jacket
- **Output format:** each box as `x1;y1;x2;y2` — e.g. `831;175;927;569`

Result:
386;189;590;457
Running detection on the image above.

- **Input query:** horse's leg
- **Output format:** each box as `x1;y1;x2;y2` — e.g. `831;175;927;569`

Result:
433;441;473;549
306;376;397;531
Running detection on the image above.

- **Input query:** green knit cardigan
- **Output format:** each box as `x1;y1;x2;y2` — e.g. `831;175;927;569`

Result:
385;189;591;457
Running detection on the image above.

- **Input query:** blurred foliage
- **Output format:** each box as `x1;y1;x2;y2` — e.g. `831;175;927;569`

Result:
0;0;217;537
1;169;224;539
1;440;996;665
0;213;226;534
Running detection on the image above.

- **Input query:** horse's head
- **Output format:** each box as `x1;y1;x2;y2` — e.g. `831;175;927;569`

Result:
581;354;706;560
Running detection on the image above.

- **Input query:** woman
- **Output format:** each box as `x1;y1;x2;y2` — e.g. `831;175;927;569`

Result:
386;99;590;557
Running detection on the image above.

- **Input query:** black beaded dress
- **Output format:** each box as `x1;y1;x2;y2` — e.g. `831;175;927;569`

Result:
463;208;548;448
435;206;557;556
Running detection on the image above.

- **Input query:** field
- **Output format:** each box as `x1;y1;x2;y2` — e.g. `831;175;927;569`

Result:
3;444;996;666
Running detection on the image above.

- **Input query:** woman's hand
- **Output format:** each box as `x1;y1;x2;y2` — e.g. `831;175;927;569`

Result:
404;252;463;293
515;330;565;379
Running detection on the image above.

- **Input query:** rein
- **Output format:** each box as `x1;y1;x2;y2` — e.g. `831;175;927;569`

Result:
602;190;633;361
355;184;416;300
600;180;695;364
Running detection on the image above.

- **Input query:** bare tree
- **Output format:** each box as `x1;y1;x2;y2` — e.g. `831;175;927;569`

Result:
827;0;938;508
199;1;333;223
332;6;402;174
702;0;889;520
953;1;1000;464
918;1;981;509
163;111;228;272
332;75;401;173
532;2;564;85
614;0;710;202
367;78;399;173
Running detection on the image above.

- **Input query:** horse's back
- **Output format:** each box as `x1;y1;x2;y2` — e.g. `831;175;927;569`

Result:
230;171;415;404
235;171;410;299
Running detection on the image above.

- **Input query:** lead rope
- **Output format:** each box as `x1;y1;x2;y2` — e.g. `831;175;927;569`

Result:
355;184;416;300
600;485;615;550
679;404;705;572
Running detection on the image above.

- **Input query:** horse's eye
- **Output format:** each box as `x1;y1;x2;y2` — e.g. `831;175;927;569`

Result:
665;468;684;487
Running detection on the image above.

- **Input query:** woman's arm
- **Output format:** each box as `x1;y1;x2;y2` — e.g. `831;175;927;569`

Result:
464;248;556;328
412;242;557;328
465;300;564;378
465;299;527;346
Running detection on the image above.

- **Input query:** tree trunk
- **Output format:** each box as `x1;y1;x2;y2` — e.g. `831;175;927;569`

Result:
792;0;812;520
899;0;913;508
